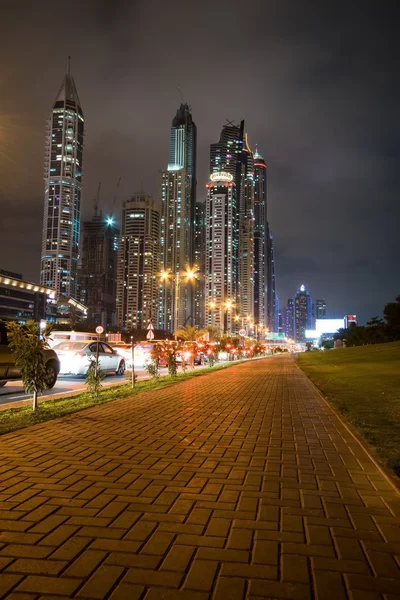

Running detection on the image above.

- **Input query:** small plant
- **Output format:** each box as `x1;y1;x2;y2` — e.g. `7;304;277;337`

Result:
166;347;178;377
6;320;53;411
145;346;160;380
86;354;104;398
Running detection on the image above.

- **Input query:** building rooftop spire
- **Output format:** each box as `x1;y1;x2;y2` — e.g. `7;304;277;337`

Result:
54;59;82;109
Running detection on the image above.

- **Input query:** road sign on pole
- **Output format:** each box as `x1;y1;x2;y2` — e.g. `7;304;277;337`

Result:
146;330;155;340
238;328;246;337
95;326;104;335
147;322;154;331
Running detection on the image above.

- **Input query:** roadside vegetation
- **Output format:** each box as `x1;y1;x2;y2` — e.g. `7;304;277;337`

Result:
0;360;246;436
298;342;400;475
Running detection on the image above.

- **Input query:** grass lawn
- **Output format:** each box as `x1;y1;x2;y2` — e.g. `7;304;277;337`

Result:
298;342;400;475
0;361;244;437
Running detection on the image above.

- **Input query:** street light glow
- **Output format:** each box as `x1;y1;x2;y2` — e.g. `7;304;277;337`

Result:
106;217;114;226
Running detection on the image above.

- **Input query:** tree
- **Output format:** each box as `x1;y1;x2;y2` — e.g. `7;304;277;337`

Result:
384;295;400;340
6;320;53;411
174;325;208;341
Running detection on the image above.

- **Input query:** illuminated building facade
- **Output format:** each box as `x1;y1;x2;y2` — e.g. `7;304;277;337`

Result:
40;65;84;299
314;298;327;319
285;298;295;340
116;194;160;330
294;284;313;342
238;134;255;325
194;201;206;327
266;231;277;330
205;173;238;332
159;104;197;332
78;215;119;328
253;147;268;327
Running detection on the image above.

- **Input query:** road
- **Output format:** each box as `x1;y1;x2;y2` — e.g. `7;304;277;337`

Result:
0;363;208;406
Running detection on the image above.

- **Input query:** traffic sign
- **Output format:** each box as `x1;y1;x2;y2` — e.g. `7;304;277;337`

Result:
238;328;246;337
146;329;155;340
147;322;154;330
95;326;104;334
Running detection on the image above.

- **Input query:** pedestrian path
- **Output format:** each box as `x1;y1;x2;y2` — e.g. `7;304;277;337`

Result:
0;355;400;599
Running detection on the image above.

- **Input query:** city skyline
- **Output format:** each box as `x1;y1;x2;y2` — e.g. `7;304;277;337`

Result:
1;1;398;325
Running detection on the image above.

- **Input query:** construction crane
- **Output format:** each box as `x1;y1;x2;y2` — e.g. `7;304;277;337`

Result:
93;181;101;217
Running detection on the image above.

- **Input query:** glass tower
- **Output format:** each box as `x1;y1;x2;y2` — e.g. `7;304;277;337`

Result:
160;104;197;332
40;65;84;299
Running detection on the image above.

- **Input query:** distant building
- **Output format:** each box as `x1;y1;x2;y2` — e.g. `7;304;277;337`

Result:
40;63;84;300
159;104;197;332
285;298;295;340
266;230;276;331
116;193;160;330
344;314;357;328
294;284;313;342
205;173;238;332
194;201;205;327
0;270;53;323
0;269;87;325
253;147;268;328
78;215;119;328
315;299;326;320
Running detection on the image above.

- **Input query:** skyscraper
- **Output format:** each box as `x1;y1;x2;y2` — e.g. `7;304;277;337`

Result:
79;215;119;328
159;104;197;332
266;230;277;330
40;63;84;299
116;193;160;330
294;284;313;342
253;147;268;328
194;201;205;328
315;298;327;319
205;173;238;332
238;134;255;325
285;298;295;340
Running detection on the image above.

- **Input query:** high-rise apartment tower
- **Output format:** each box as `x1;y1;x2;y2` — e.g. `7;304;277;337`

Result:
116;193;160;330
40;64;84;299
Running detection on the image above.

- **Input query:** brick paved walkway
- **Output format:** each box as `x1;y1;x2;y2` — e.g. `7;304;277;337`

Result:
1;356;400;599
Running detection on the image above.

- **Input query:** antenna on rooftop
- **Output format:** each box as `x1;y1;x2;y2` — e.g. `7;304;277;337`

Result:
112;177;122;210
176;86;185;104
67;55;71;74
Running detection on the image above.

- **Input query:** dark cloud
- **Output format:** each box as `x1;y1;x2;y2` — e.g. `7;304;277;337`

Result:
0;0;399;323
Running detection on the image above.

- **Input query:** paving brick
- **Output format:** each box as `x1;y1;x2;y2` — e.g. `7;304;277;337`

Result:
160;545;195;572
213;576;246;600
1;356;400;600
312;570;347;600
6;558;67;575
0;574;23;596
16;576;82;596
76;565;124;598
183;559;218;591
282;554;310;583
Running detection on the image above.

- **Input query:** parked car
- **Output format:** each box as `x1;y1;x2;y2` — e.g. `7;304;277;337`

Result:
53;341;126;376
0;322;60;388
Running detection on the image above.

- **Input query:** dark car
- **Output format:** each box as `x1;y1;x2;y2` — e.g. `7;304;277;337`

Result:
0;322;60;389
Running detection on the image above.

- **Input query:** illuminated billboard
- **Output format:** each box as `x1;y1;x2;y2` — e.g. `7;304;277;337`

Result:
266;332;285;341
305;330;318;339
315;319;344;334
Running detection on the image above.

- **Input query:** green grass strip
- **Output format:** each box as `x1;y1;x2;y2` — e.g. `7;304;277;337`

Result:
298;342;400;476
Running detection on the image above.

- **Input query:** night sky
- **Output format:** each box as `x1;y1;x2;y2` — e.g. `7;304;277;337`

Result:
1;1;399;324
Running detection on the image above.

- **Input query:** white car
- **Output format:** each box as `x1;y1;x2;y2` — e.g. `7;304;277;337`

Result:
54;341;126;377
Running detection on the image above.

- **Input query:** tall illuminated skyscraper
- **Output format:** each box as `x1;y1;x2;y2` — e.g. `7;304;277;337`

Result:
294;284;313;342
159;104;197;332
40;63;84;299
116;193;160;330
253;147;267;327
